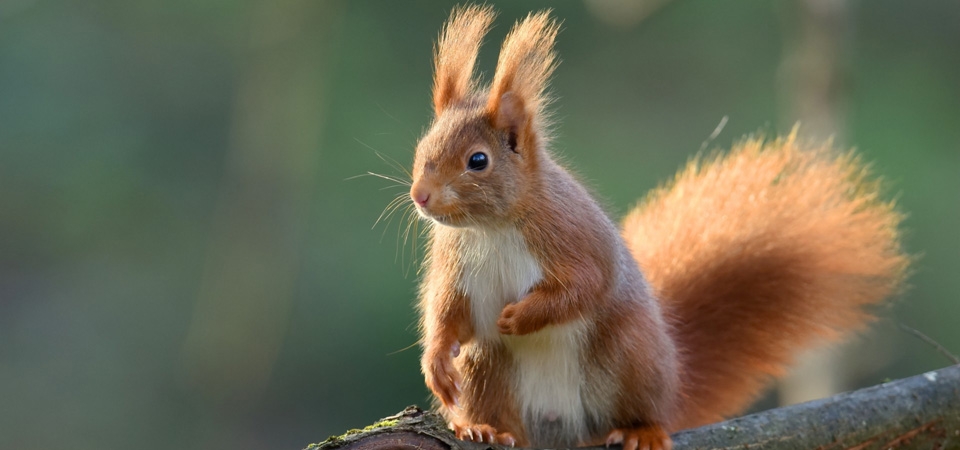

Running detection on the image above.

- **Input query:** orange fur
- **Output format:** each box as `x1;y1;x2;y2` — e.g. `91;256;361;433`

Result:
409;6;908;449
486;10;559;149
433;5;494;115
622;132;908;429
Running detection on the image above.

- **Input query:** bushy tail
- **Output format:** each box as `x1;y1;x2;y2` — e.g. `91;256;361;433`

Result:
621;132;909;430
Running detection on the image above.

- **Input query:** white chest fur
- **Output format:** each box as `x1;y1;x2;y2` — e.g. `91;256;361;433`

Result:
458;227;543;340
457;227;589;446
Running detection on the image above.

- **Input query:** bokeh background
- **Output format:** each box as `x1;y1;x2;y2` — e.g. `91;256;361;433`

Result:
1;1;957;449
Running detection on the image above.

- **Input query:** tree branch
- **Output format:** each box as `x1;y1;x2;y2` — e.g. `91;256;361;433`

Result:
309;365;960;450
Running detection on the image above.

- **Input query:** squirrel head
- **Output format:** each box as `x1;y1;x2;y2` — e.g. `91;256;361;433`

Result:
410;5;559;228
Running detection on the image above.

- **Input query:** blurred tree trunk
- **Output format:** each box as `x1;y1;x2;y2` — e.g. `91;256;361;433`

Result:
776;0;854;406
181;0;342;405
778;0;851;142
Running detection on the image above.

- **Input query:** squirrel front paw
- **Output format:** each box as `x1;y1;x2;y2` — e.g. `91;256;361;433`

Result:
422;341;461;408
605;424;672;450
497;302;545;335
451;421;517;447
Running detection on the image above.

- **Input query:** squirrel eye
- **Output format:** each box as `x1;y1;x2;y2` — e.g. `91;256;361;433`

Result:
467;152;489;171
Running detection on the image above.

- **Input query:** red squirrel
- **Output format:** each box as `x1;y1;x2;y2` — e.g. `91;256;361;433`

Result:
408;5;908;450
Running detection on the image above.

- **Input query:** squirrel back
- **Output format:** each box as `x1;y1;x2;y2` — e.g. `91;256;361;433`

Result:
622;132;909;429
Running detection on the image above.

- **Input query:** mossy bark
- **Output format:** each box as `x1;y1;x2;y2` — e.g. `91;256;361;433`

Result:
309;365;960;450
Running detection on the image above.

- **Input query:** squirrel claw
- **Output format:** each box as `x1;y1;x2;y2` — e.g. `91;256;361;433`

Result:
606;429;624;447
605;425;671;450
451;422;517;446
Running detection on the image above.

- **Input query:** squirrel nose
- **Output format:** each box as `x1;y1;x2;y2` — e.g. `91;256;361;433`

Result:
413;192;430;207
411;186;431;207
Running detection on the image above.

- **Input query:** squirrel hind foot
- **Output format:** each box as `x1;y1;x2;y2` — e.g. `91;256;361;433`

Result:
605;425;672;450
450;422;517;447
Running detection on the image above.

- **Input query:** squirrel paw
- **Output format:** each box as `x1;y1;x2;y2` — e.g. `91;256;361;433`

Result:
497;302;543;335
422;342;461;408
451;422;517;447
605;425;672;450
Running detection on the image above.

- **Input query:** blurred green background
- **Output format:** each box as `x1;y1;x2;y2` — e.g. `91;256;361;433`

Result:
1;1;957;449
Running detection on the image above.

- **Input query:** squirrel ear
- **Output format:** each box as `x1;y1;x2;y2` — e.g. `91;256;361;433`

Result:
432;5;495;115
486;10;559;152
491;92;525;152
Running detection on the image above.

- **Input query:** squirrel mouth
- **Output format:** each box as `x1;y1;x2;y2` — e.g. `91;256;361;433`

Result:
416;207;464;227
424;212;447;223
415;206;447;223
413;198;476;227
428;213;454;225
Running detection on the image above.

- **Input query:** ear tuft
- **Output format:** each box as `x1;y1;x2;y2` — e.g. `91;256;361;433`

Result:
433;5;495;115
486;11;560;140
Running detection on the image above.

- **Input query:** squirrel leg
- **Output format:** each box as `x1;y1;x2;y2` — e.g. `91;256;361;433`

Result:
422;340;462;408
450;421;518;447
604;425;672;450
